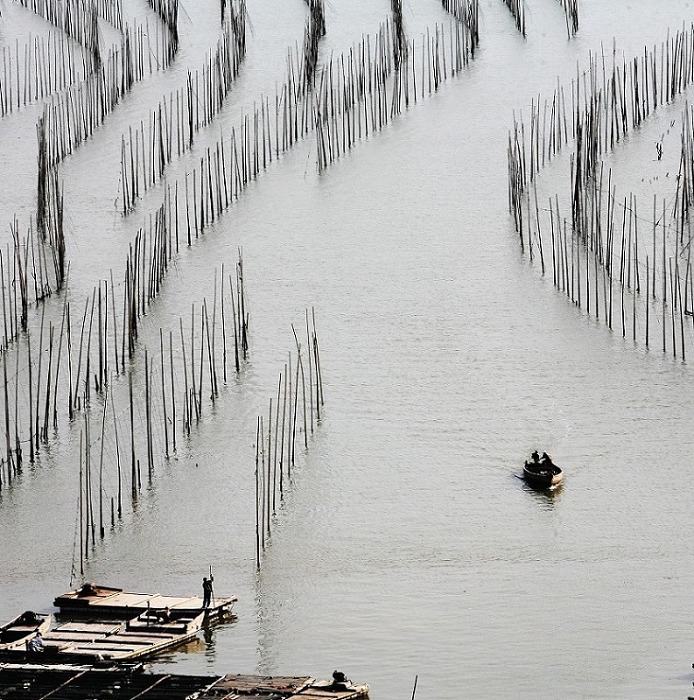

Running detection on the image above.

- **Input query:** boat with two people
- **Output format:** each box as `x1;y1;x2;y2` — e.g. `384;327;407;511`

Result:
523;450;563;490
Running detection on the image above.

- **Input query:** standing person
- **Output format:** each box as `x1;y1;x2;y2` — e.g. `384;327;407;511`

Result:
202;575;214;608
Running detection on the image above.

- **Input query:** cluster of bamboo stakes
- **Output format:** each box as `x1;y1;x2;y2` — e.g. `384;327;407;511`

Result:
18;0;102;61
500;0;525;37
0;213;64;355
557;0;579;38
314;17;477;172
146;0;179;60
508;25;694;360
35;131;67;292
120;1;247;214
525;173;694;360
118;14;480;241
508;25;694;237
0;253;249;491
304;0;326;39
70;260;248;574
92;0;124;30
391;0;407;70
0;32;87;117
39;18;182;170
673;101;694;233
300;0;326;93
5;7;484;366
441;0;479;56
0;0;490;574
255;310;324;570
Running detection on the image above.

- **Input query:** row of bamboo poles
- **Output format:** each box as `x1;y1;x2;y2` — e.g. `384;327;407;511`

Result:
315;17;477;172
8;5;451;348
19;0;124;36
508;25;694;360
117;21;335;235
0;0;444;509
255;310;324;570
525;177;694;360
0;254;249;491
118;16;479;245
146;0;179;57
390;0;407;70
71;262;248;575
441;0;479;56
0;145;66;355
39;18;181;170
19;0;101;61
17;9;483;358
673;101;694;234
300;0;326;95
0;32;87;117
508;24;694;236
120;1;247;214
0;0;329;578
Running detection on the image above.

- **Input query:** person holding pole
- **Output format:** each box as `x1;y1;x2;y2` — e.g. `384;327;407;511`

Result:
202;570;214;608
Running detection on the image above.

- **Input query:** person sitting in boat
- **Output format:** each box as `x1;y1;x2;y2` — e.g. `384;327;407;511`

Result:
540;452;554;469
531;450;540;464
26;631;45;653
157;607;172;623
78;582;97;597
19;610;40;625
331;670;351;690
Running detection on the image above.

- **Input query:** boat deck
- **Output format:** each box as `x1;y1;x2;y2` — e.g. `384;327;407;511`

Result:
6;615;203;663
53;585;236;620
0;666;370;699
201;673;370;699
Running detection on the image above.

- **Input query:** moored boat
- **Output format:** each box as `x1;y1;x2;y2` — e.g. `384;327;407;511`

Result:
53;583;236;620
522;460;563;490
36;610;206;662
0;611;51;651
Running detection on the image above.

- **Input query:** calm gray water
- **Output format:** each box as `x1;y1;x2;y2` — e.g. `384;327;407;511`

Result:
2;0;694;698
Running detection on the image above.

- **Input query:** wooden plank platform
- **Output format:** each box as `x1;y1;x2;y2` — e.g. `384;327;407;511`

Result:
200;674;369;699
53;584;236;620
0;666;370;699
1;612;205;663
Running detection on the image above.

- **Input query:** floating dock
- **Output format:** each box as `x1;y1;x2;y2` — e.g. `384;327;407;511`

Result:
1;612;204;663
0;665;370;699
53;584;236;620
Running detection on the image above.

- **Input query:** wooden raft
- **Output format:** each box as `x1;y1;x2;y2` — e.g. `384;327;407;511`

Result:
53;584;236;619
199;674;369;699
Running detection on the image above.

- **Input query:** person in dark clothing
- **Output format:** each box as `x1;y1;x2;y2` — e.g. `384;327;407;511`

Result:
541;452;554;468
27;632;44;653
531;450;540;463
202;576;214;608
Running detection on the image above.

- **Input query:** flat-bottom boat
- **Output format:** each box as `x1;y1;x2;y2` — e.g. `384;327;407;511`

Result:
523;461;563;490
53;584;236;620
41;610;206;662
0;611;51;651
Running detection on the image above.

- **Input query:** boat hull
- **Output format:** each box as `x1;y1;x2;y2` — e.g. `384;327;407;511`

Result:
523;463;563;490
0;612;51;651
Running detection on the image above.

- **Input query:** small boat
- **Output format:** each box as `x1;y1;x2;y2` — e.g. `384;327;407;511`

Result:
0;611;51;651
523;460;563;490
